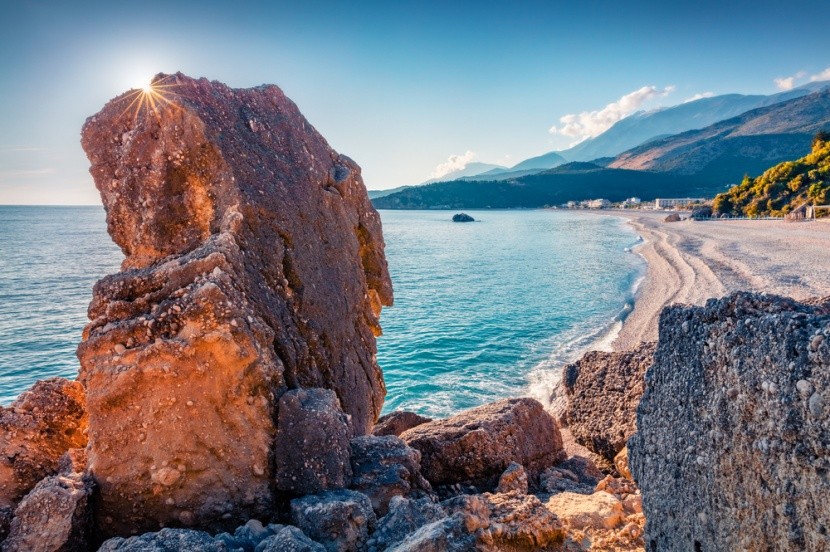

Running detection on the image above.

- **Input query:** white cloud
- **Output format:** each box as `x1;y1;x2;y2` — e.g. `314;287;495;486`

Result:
775;71;807;90
810;67;830;82
549;85;675;141
683;92;715;103
430;150;477;179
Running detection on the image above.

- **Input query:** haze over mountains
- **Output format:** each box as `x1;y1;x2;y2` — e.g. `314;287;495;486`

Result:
372;81;830;209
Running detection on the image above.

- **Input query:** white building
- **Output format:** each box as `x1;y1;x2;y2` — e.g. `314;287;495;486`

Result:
586;198;611;209
655;198;706;209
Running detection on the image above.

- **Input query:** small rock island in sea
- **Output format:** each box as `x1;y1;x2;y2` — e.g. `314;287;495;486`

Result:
452;212;475;222
0;72;827;552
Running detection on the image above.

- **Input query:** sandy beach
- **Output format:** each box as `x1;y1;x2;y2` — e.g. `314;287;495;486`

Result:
611;212;830;351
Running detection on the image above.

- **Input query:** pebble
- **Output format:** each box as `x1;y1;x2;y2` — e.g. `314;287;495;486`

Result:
809;393;824;417
810;334;824;352
796;380;813;397
114;344;126;355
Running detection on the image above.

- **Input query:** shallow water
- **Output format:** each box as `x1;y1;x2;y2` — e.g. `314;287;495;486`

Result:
0;207;643;414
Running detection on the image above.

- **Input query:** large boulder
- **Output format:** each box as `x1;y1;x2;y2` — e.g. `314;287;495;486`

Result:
98;528;225;551
372;412;432;437
366;496;446;552
2;472;93;552
289;490;377;552
275;388;352;495
400;398;565;487
385;493;563;552
0;378;87;509
630;292;830;551
349;435;431;516
78;73;392;536
562;342;655;461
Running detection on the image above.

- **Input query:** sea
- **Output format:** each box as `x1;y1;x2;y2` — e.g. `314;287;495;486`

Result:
0;206;644;415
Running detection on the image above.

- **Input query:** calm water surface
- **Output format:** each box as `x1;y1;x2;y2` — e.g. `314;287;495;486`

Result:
0;207;643;415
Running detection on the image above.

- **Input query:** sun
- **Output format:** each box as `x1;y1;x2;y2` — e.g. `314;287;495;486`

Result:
118;75;179;122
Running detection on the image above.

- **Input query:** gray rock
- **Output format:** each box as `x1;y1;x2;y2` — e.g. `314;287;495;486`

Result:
385;516;474;552
400;398;565;488
98;528;226;551
214;520;283;551
2;472;93;552
372;412;432;437
350;435;431;516
367;496;445;552
562;342;655;461
0;507;12;544
290;489;377;552
255;527;325;552
630;292;830;551
275;389;353;495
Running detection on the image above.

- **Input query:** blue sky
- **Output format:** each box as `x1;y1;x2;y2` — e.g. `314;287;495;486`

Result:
1;0;829;204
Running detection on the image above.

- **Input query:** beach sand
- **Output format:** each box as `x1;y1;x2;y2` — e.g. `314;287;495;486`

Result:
610;212;830;351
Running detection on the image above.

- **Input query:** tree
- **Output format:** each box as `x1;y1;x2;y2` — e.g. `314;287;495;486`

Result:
813;130;830;149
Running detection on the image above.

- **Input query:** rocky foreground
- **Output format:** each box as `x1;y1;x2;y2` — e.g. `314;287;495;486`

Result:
0;74;828;551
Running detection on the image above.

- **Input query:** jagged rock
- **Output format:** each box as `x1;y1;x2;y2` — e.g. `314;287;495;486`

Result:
289;489;376;552
613;447;631;480
0;378;87;509
546;491;624;531
367;496;446;552
663;213;681;222
78;72;392;536
451;213;475;223
495;462;528;494
255;527;325;552
275;389;352;495
350;435;431;516
562;342;655;461
480;492;564;550
98;528;225;551
2;472;93;552
57;449;87;477
372;412;432;437
214;519;284;551
386;515;476;552
630;292;830;551
539;456;602;496
378;492;563;552
400;398;565;488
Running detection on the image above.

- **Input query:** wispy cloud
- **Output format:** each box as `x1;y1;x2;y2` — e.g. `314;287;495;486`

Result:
430;150;477;179
0;168;56;182
549;85;675;142
810;67;830;82
683;92;715;103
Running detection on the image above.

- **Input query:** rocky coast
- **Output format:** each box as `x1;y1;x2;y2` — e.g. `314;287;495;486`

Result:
0;73;828;551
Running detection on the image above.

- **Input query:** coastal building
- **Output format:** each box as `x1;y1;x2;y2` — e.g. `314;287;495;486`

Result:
655;197;706;209
586;198;611;209
626;197;642;204
566;201;578;209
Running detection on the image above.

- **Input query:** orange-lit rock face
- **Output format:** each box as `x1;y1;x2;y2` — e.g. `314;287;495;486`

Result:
79;73;393;536
0;379;88;510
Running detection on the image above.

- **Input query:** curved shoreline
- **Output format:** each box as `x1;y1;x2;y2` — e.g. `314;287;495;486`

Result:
606;211;830;351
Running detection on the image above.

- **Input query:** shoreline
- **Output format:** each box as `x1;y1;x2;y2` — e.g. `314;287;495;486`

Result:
600;211;830;351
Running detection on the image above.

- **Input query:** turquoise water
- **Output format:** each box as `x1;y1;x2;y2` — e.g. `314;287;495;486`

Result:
0;207;643;415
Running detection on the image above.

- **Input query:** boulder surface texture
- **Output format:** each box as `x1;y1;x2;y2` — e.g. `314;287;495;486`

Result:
630;292;830;551
77;72;392;537
0;378;87;510
563;342;655;460
400;398;565;487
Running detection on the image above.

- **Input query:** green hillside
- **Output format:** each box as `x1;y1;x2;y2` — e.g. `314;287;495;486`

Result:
713;132;830;217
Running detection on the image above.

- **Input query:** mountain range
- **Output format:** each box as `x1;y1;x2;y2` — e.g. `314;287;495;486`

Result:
372;82;830;209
